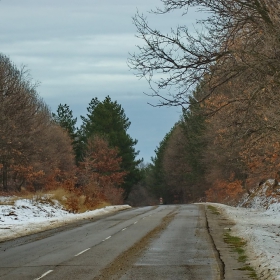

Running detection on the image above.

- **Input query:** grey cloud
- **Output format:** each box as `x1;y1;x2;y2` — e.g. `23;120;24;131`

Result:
0;0;192;162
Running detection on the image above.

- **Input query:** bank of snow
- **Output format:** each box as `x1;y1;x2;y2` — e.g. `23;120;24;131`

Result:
208;180;280;280
0;197;131;242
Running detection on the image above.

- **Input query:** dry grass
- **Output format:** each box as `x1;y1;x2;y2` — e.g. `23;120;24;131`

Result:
223;232;258;279
0;197;16;206
0;188;111;213
207;205;220;215
93;201;111;209
45;188;110;213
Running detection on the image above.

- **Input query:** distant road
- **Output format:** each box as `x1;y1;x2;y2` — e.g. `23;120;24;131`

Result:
0;205;221;280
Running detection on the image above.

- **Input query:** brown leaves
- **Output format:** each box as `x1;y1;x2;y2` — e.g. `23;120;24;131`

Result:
77;136;126;205
0;55;76;192
206;177;244;205
79;136;127;188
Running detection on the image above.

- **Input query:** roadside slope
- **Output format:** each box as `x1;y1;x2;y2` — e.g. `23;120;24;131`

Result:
205;204;255;280
0;197;130;242
206;202;280;280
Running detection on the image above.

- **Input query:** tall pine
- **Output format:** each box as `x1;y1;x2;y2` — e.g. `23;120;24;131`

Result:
52;104;77;139
80;96;142;198
52;104;80;162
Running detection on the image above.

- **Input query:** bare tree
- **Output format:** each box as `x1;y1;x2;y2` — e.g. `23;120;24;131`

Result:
129;0;280;108
130;0;280;194
0;55;45;191
0;54;76;192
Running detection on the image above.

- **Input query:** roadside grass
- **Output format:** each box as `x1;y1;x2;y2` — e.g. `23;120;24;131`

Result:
34;189;111;213
0;188;111;213
207;205;220;215
0;197;16;206
224;232;258;279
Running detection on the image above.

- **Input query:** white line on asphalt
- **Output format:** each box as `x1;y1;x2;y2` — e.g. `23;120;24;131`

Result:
102;236;111;242
134;221;138;224
34;270;53;280
122;228;127;231
75;248;90;256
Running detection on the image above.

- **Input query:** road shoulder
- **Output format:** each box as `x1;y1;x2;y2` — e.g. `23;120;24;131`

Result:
205;204;255;280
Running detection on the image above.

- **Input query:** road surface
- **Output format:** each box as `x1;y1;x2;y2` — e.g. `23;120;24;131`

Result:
0;205;222;280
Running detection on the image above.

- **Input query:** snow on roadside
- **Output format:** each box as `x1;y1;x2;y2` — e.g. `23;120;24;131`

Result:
210;202;280;280
0;197;131;242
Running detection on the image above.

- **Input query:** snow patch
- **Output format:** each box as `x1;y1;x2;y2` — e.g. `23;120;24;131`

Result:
205;180;280;279
0;197;131;242
215;204;280;279
239;179;280;209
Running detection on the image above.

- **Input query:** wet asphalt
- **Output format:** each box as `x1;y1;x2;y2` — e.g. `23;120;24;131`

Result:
120;204;220;280
0;205;222;280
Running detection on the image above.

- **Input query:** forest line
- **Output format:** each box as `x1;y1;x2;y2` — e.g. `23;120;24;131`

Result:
2;0;280;208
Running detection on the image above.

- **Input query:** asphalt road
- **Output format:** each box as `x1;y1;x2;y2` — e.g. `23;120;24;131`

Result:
0;205;221;280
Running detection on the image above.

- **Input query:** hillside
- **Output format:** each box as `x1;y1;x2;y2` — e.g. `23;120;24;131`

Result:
239;179;280;210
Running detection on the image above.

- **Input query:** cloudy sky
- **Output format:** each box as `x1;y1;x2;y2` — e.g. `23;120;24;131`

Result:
0;0;199;163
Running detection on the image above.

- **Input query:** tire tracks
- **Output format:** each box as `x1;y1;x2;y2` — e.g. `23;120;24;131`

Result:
92;207;178;280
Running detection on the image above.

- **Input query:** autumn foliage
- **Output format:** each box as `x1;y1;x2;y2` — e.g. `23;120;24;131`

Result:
0;55;128;210
77;136;126;206
128;0;280;205
205;177;244;205
79;136;127;187
4;0;280;209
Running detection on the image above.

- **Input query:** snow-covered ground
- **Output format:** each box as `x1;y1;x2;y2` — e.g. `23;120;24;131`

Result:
209;180;280;280
212;203;280;280
0;196;130;242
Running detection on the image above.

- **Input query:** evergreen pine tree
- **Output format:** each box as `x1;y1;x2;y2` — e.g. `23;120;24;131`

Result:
80;96;142;198
52;104;77;139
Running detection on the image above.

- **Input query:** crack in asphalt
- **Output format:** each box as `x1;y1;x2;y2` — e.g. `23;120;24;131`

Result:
204;205;225;280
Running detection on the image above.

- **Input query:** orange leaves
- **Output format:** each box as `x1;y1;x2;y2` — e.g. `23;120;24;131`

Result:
79;136;127;188
202;59;280;199
77;136;126;205
240;141;280;189
206;178;244;204
12;165;45;182
102;184;124;205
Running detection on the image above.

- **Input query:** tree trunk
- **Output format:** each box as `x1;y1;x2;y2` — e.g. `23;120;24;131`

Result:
244;180;251;195
2;162;8;192
17;180;25;192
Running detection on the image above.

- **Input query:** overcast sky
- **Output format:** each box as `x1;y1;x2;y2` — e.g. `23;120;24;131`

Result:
0;0;199;163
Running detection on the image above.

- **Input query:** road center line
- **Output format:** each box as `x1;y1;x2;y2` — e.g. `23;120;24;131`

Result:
134;221;138;224
102;235;111;242
34;270;53;280
122;227;127;231
75;248;90;256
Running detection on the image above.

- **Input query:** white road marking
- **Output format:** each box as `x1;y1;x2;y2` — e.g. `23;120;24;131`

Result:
34;270;53;280
122;228;127;231
75;248;90;256
102;236;111;241
134;221;138;224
